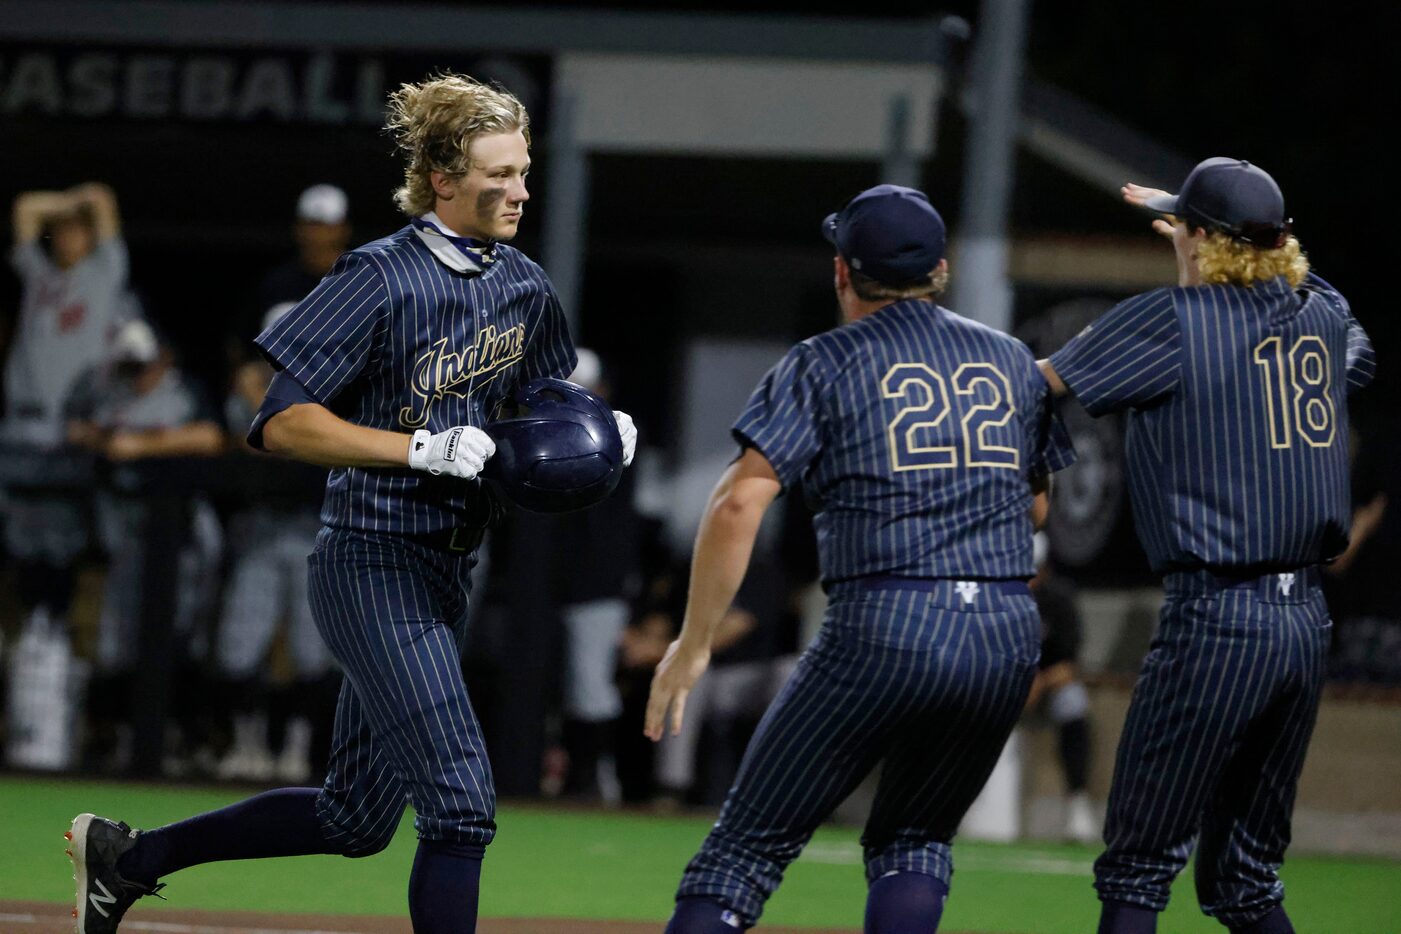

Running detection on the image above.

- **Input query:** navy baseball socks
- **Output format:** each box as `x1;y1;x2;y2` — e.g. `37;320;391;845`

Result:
666;896;745;932
114;787;334;884
865;871;948;933
408;839;485;934
1098;901;1295;934
1230;907;1296;934
665;873;949;933
72;791;326;934
104;789;484;934
1098;902;1158;934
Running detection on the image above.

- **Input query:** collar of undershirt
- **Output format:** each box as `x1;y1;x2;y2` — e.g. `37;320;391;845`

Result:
411;212;497;274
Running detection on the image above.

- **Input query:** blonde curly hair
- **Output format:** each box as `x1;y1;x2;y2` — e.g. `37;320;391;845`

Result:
1197;232;1309;289
385;73;531;217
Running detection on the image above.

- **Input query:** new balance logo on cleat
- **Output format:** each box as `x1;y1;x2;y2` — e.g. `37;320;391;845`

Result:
68;813;166;934
89;880;118;918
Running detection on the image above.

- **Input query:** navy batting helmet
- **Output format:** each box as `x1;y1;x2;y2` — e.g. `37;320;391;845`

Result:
482;378;624;513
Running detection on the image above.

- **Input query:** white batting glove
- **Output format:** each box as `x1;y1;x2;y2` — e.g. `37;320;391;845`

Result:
614;410;637;467
408;426;495;480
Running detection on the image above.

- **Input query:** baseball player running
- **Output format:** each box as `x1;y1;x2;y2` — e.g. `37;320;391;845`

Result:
1040;158;1374;934
67;73;636;934
646;185;1076;933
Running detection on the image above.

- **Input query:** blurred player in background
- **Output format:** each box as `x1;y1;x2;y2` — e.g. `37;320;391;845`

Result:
234;184;352;354
65;319;225;770
647;185;1076;933
214;301;336;784
554;347;641;804
1041;158;1374;934
213;187;349;781
1324;436;1401;683
654;554;789;807
66;73;633;934
2;183;131;652
1025;532;1096;842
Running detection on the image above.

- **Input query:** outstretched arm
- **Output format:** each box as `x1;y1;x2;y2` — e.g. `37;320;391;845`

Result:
644;447;782;740
1037;177;1151;393
1122;183;1176;240
105;421;227;461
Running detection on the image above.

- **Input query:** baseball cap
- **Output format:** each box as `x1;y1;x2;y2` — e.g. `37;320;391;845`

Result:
111;318;160;365
822;184;946;285
296;184;348;224
1144;158;1289;247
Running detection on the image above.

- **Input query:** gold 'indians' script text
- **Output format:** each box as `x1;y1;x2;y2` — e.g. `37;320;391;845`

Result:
399;324;526;428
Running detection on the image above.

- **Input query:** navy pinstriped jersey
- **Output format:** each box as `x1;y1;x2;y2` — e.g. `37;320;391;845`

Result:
1050;272;1374;574
734;300;1076;583
255;225;576;534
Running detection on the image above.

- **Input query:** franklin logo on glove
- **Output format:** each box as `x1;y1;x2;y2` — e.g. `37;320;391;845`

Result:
443;427;463;462
408;425;495;479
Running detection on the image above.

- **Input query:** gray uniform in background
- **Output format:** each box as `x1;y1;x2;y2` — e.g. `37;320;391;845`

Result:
4;238;132;447
215;393;329;682
3;238;133;565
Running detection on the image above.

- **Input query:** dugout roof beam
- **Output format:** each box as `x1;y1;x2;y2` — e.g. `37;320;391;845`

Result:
0;1;960;62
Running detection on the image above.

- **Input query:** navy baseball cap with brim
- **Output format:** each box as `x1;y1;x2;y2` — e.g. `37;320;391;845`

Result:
1145;157;1290;247
822;184;947;285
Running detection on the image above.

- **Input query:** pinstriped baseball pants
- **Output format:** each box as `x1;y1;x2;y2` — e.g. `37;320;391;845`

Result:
1094;576;1329;928
676;585;1041;927
305;528;496;854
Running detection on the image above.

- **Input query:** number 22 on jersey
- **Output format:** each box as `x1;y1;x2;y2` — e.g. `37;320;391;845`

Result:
880;362;1020;472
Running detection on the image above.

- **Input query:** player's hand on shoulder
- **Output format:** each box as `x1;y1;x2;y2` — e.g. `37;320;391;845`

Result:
644;638;711;742
613;410;637;467
408;425;496;480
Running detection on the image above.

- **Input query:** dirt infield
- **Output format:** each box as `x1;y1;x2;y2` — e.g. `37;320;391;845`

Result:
1;901;871;934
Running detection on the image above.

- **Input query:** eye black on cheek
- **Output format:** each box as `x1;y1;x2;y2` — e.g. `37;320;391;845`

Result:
476;187;507;212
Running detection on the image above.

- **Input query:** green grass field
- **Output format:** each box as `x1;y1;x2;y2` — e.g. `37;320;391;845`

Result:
4;775;1399;932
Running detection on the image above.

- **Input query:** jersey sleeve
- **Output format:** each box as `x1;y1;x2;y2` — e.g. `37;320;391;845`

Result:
731;343;827;488
1048;289;1181;416
1306;273;1376;394
1343;312;1375;394
1029;378;1077;478
8;240;51;280
253;252;387;404
520;278;578;382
